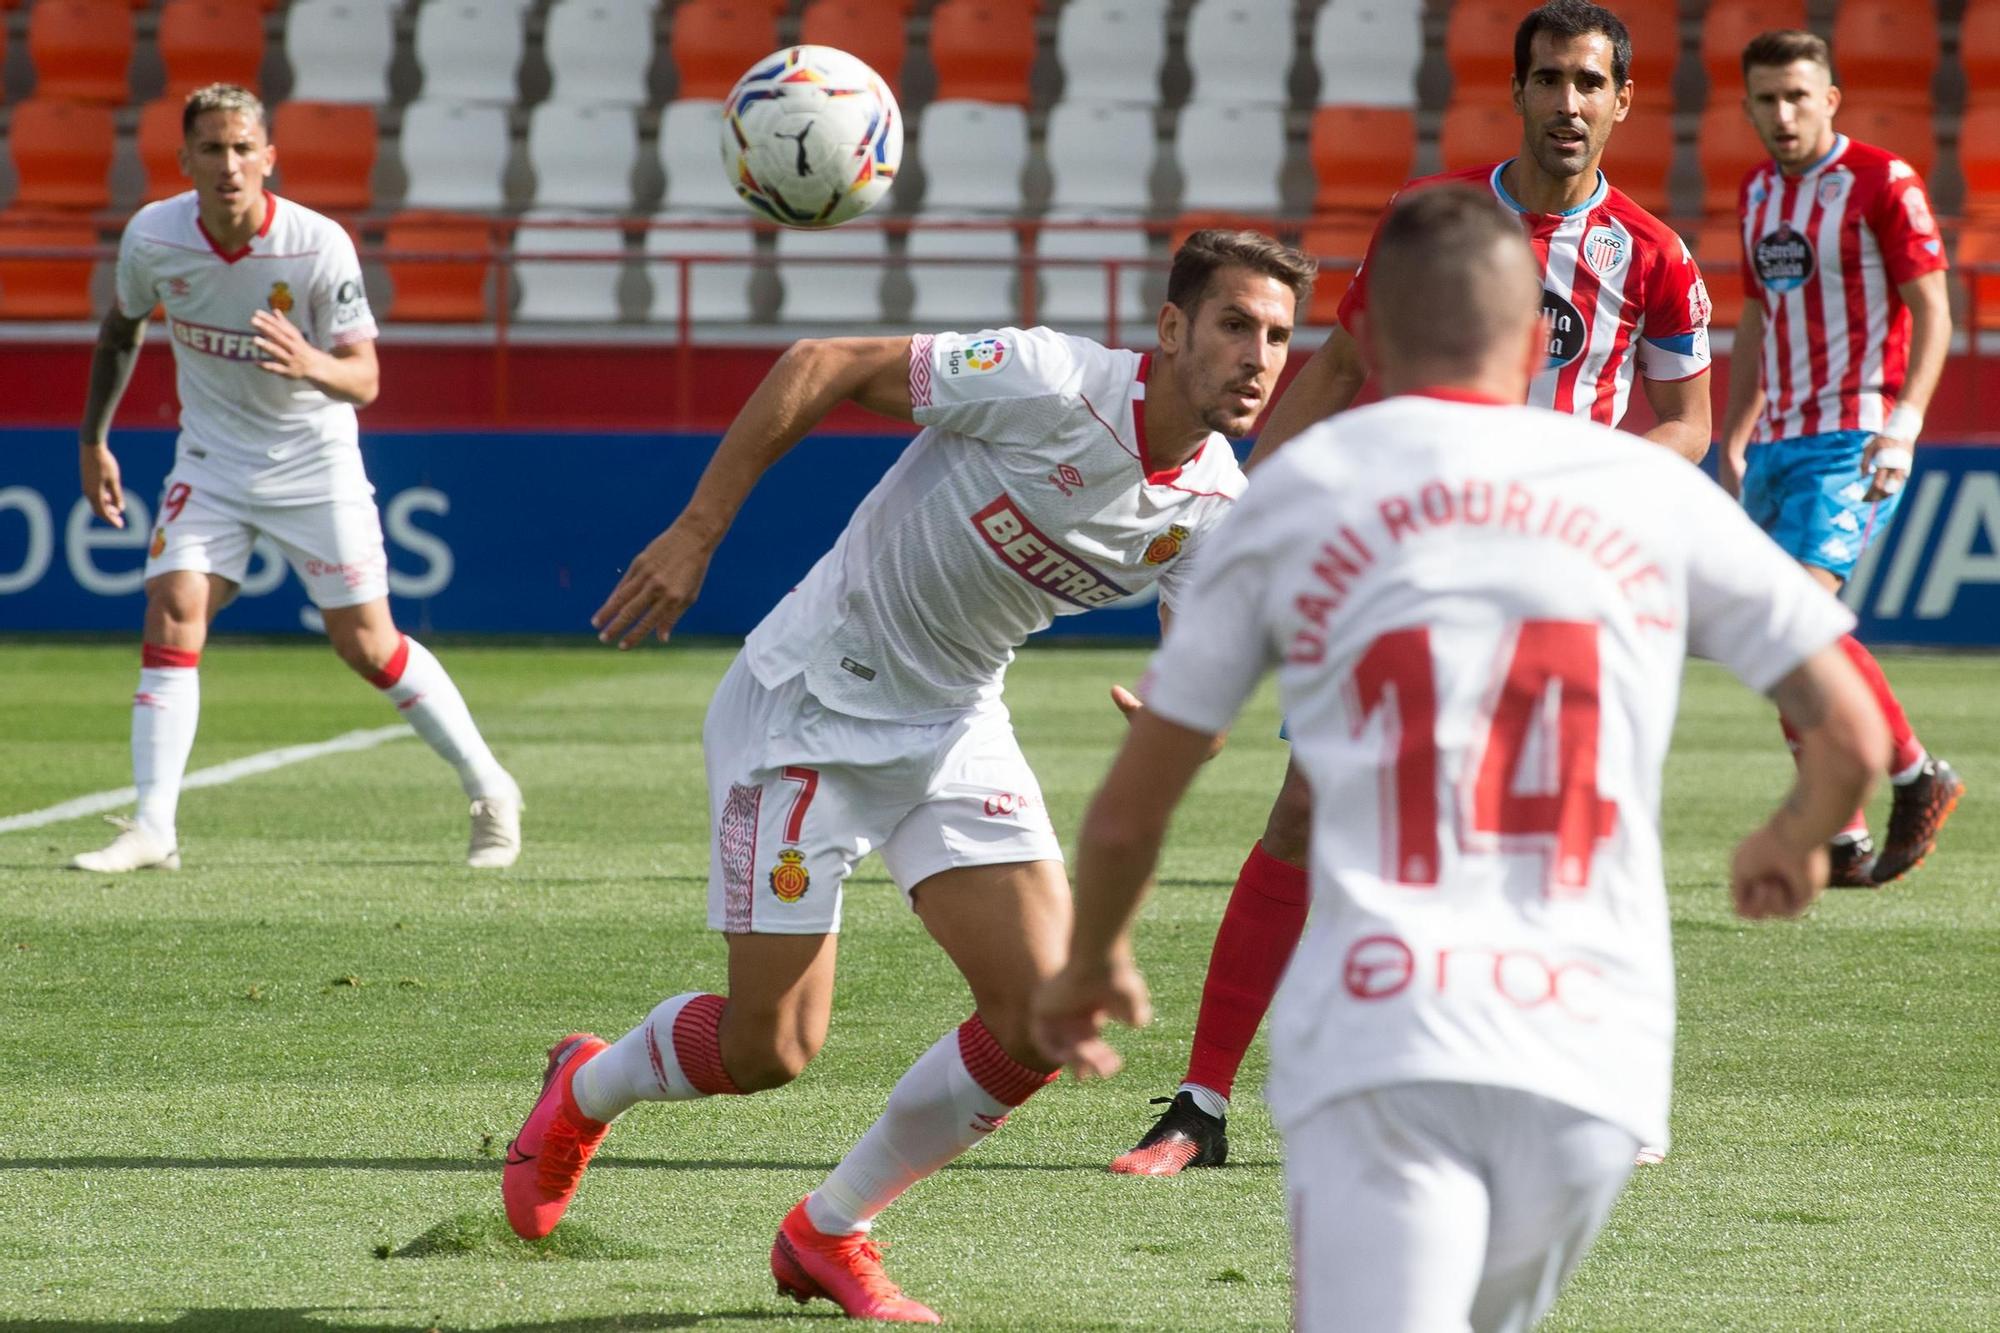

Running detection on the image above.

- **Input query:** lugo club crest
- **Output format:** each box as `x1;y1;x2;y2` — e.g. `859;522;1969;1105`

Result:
769;848;810;902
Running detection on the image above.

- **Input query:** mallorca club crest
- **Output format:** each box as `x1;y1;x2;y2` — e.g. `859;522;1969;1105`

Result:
1143;524;1190;565
149;527;167;558
267;281;294;315
769;848;810;903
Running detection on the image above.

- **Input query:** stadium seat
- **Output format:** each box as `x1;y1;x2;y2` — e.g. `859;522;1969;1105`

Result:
271;103;376;212
284;0;395;104
527;102;641;212
1301;217;1372;326
544;0;655;106
398;101;511;212
644;215;757;323
1185;0;1292;107
158;0;266;99
383;211;493;322
1835;104;1936;182
1309;106;1415;215
1696;103;1767;217
1174;102;1284;215
1959;102;2000;216
1054;0;1167;106
671;0;781;100
1831;0;1936;111
930;0;1034;105
1312;0;1422;108
414;1;525;103
1701;0;1807;96
917;101;1028;213
1615;0;1679;94
1045;102;1156;214
1955;219;2000;330
907;216;1022;326
0;214;99;319
1962;1;2000;93
512;213;629;321
1444;0;1517;97
1439;101;1522;173
1692;218;1748;331
1035;217;1150;326
1604;109;1674;217
27;0;134;103
8;99;115;211
799;0;909;91
137;97;189;202
775;224;887;322
657;99;741;212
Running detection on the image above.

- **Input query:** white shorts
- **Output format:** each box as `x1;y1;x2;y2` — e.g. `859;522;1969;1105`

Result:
142;470;389;610
702;653;1062;935
1284;1082;1637;1333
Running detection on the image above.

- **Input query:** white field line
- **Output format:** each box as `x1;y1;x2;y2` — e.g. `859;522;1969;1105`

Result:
0;725;411;834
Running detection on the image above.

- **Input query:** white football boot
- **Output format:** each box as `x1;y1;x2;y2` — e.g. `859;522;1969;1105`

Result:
467;792;523;869
70;815;181;873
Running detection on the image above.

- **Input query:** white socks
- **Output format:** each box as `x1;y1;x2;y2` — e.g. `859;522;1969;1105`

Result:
369;635;513;800
132;650;201;844
1179;1083;1230;1120
575;993;718;1120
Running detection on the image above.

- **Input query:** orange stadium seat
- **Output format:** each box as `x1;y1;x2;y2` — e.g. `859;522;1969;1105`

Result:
1696;102;1767;217
800;0;909;91
157;0;268;99
1309;106;1415;215
28;0;134;103
1604;110;1675;217
138;97;190;201
1958;102;2000;216
671;0;781;100
1444;0;1517;96
1700;0;1807;96
8;99;116;211
930;0;1035;106
1439;102;1522;173
1961;3;2000;93
384;212;494;322
1956;221;2000;331
1692;218;1748;331
1616;0;1679;95
0;215;99;319
1302;217;1372;326
1831;0;1936;111
1835;103;1935;182
272;103;377;211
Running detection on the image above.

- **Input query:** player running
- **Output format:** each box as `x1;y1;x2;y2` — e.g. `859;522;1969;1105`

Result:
1111;0;1714;1177
70;84;522;873
500;231;1314;1322
1718;29;1964;888
1035;186;1884;1333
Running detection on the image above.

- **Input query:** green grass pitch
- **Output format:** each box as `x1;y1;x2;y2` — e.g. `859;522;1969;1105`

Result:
0;640;1994;1331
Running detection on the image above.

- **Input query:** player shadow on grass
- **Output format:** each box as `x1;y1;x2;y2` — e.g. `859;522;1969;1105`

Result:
0;1311;827;1331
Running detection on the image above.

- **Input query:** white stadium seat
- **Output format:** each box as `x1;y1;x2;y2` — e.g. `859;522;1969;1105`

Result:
657;100;741;212
917;101;1028;214
776;226;888;323
1055;0;1168;106
512;213;628;322
415;1;526;104
1174;101;1285;214
528;103;640;212
1184;0;1294;106
1036;218;1151;326
645;216;758;324
907;216;1023;327
543;0;656;107
399;101;511;211
284;0;395;105
1045;102;1156;214
1314;0;1424;107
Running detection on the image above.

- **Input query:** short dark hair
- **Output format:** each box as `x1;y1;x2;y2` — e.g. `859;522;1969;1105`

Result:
1742;29;1834;81
1365;186;1541;377
182;83;268;137
1166;229;1317;315
1514;0;1632;89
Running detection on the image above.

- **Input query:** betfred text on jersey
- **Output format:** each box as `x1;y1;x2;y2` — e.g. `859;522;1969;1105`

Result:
971;495;1132;609
170;318;268;363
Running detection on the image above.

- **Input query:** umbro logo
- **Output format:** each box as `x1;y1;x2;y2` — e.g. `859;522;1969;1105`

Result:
1047;464;1084;496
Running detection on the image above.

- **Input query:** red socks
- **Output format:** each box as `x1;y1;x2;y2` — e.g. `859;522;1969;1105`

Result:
1835;634;1924;775
1184;841;1311;1099
672;993;743;1096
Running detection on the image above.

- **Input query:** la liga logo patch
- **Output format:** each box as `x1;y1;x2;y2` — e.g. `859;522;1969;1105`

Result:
948;337;1008;377
769;848;810;902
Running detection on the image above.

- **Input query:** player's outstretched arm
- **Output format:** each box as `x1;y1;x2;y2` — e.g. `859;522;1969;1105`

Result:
1034;709;1215;1078
1240;325;1368;472
1717;303;1767;498
78;309;148;529
1639;369;1714;465
1731;646;1886;919
1860;269;1952;501
593;336;914;649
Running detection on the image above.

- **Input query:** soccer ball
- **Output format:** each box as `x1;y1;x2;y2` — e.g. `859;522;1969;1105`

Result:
719;45;902;229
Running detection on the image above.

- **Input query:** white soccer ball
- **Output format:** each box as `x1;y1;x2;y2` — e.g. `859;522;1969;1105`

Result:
719;45;903;229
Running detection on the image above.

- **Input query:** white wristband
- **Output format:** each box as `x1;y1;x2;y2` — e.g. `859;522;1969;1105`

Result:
1883;404;1923;444
1871;446;1913;474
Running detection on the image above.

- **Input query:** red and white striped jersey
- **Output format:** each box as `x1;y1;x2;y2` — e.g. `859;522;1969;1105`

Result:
1339;163;1712;428
1738;135;1948;443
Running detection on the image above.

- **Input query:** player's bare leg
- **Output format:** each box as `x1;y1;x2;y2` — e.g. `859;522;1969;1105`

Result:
323;597;523;867
1112;760;1311;1175
72;571;234;873
771;860;1065;1323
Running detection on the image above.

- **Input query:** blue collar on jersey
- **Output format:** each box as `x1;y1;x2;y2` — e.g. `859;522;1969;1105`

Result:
1489;160;1608;218
1783;133;1850;180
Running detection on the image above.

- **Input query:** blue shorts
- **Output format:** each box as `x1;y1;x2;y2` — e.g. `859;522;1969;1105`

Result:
1740;430;1900;580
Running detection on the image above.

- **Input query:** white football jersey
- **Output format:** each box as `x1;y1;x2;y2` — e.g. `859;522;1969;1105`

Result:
1143;393;1854;1147
744;327;1246;722
115;192;379;500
